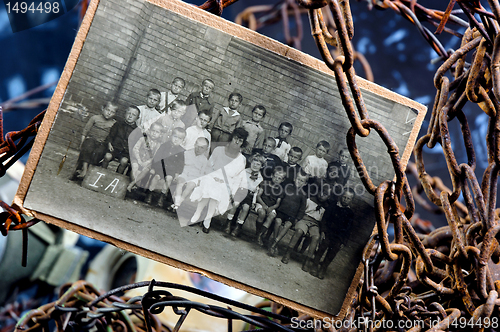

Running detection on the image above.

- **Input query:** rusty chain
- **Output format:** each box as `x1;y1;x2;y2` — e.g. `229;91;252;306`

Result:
304;0;500;331
233;0;374;81
0;107;44;267
4;0;500;331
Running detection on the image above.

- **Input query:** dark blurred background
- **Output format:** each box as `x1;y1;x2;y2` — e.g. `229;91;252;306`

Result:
0;1;494;327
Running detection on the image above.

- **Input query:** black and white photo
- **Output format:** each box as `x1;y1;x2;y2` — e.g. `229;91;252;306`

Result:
17;0;425;316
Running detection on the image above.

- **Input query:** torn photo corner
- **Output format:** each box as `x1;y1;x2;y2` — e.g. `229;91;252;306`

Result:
15;0;426;318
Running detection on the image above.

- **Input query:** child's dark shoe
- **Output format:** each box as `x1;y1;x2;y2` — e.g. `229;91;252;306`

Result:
317;266;327;279
144;192;153;205
224;220;232;234
281;253;290;264
231;224;242;237
157;194;166;208
301;258;311;272
309;265;319;278
70;172;80;182
256;228;266;246
268;246;278;257
202;225;210;234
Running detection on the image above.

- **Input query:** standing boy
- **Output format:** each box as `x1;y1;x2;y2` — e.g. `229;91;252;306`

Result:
209;92;243;144
327;148;351;187
240;105;266;157
301;140;330;181
182;110;212;153
310;188;355;279
274;122;293;162
159;77;185;112
127;122;164;192
137;89;162;132
283;147;303;185
155;99;187;143
186;79;215;127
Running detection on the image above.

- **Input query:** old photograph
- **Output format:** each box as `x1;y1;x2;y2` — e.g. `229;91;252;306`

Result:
19;0;425;316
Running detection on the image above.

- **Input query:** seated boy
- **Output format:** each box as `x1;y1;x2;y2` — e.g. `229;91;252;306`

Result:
101;106;140;174
252;137;282;181
255;166;286;246
72;101;117;179
225;153;265;237
172;137;210;210
310;188;355;279
267;170;309;257
147;127;187;207
127;122;163;192
280;196;324;268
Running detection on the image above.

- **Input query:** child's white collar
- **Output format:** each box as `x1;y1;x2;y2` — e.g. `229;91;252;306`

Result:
223;106;240;116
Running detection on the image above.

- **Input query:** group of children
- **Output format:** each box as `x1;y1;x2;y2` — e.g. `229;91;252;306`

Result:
224;146;354;279
72;76;355;279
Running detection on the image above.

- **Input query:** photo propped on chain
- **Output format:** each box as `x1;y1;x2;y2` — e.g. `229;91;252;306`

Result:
15;0;425;317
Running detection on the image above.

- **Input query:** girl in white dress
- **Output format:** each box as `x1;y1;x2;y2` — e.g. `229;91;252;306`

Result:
190;127;249;233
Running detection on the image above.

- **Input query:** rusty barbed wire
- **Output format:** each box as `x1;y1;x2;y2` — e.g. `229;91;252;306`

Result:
5;0;500;331
13;280;309;332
